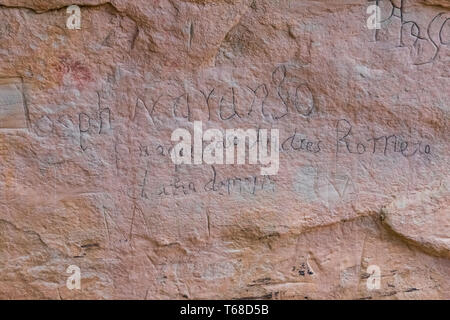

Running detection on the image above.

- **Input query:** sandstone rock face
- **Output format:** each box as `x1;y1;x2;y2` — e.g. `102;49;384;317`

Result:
0;0;448;299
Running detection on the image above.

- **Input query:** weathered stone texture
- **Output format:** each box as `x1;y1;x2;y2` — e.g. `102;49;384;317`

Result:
0;0;448;299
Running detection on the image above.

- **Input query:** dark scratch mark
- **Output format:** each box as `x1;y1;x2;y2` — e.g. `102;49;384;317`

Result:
188;22;194;49
131;25;139;49
206;209;211;237
20;77;31;130
80;243;99;249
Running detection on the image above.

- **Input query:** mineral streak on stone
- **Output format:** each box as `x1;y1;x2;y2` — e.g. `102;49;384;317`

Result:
0;0;448;299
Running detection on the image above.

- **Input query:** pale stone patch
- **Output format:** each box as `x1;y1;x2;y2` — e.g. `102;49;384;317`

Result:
0;78;27;129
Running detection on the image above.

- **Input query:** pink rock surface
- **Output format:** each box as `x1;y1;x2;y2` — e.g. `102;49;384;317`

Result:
0;0;448;299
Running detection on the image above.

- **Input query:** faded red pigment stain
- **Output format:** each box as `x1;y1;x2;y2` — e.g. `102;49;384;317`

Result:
54;56;93;89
